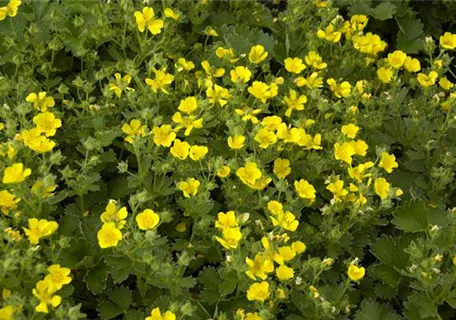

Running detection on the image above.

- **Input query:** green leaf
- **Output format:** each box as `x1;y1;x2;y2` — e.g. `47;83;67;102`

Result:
198;267;222;304
355;298;402;320
105;255;132;284
392;200;429;232
371;2;397;20
98;300;123;320
85;262;109;294
404;292;438;319
396;18;424;54
107;287;132;311
370;236;411;268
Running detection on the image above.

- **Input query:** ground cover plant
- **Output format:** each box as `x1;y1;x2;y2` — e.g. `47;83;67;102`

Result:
1;0;456;319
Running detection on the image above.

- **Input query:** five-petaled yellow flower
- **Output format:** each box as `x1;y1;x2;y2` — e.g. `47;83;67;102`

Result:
133;7;164;34
146;307;176;320
3;163;31;184
97;222;122;249
347;264;365;281
178;177;200;197
26;91;55;112
136;209;160;230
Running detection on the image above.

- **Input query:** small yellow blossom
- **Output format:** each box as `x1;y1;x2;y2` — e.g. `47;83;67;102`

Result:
379;152;398;173
230;66;252;83
122;119;146;144
23;218;58;245
33;112;62;137
350;139;368;156
0;305;13;319
164;8;179;20
374;177;390;200
215;211;238;230
273;158;291;179
247;282;270;301
249;45;268;64
100;200;128;229
417;71;438;88
327;180;348;202
439;77;454;91
108;73;134;97
305;51;327;69
348;264;365;281
172;112;203;136
295;72;324;89
387;50;407;69
178;178;200;197
254;128;277;149
270;211;299;231
133;7;164;34
175;58;195;71
284;57;306;74
327;78;351;98
334;142;355;164
26;91;55;112
152;125;176;147
236;162;262;185
3;163;31;184
248;81;278;103
215;227;242;249
136;209;160;230
44;264;72;291
228;135;246;150
146;307;176;320
267;200;283;215
97;222;122;249
284;89;307;117
178;96;198;114
145;69;174;93
377;67;394;83
294;179;316;202
217;166;231;178
341;123;359;139
0;190;21;215
276;265;294;281
440;32;456;50
291;241;306;253
404;56;421;72
317;24;341;43
189;145;208;161
32;280;61;313
206;84;231;107
170;139;191;160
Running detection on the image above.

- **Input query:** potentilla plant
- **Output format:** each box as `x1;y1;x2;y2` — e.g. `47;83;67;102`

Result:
1;0;456;319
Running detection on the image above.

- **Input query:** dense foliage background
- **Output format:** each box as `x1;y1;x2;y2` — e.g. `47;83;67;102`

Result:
1;0;456;319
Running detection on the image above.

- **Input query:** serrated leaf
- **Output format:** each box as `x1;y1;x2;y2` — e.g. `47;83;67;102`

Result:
404;292;438;319
85;262;109;294
370;236;411;268
105;255;132;284
107;287;132;310
355;298;402;320
371;2;396;20
98;301;123;320
445;289;456;308
396;18;424;54
392;200;429;232
198;267;222;304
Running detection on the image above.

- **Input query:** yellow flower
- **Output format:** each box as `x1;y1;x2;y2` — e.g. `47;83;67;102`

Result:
417;71;438;88
374;177;390;200
304;51;327;69
216;47;235;59
246;254;274;280
294;179;316;202
32;280;61;313
278;246;296;262
352;32;387;56
245;312;263;320
317;24;341;43
295;72;324;89
236;162;262;185
350;14;368;31
178;96;198;114
334;142;355;164
284;57;306;74
3;163;31;184
23;218;58;245
189;145;208;161
348;162;374;182
403;56;421;73
439;77;454;91
0;305;13;319
204;27;218;37
273;158;291;179
248;81;278;103
0;190;20;215
276;265;294;281
33;112;62;137
152;125;176;147
97;222;122;249
164;8;179;20
350;139;368;156
327;78;351;98
133;7;164;34
247;282;270;301
347;264;365;281
217;166;231;178
327;180;348;202
100;199;128;229
235;107;262;124
262;116;282;131
122;119;146;144
26;91;55;112
377;67;393;83
254;128;277;149
44;264;72;291
270;211;299;231
341;123;359;139
146;307;176;320
206;84;231;107
440;32;456;50
248;177;271;191
284;89;307;117
228;135;245;149
178;178;200;197
387;50;407;69
230;66;252;83
266;202;283;218
145;69;174;93
170;139;191;160
395;189;403;197
215;227;242;249
291;241;306;253
379;152;398;173
136;209;160;230
172;112;203;136
108;73;134;97
248;45;268;64
215;211;238;230
176;58;195;72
